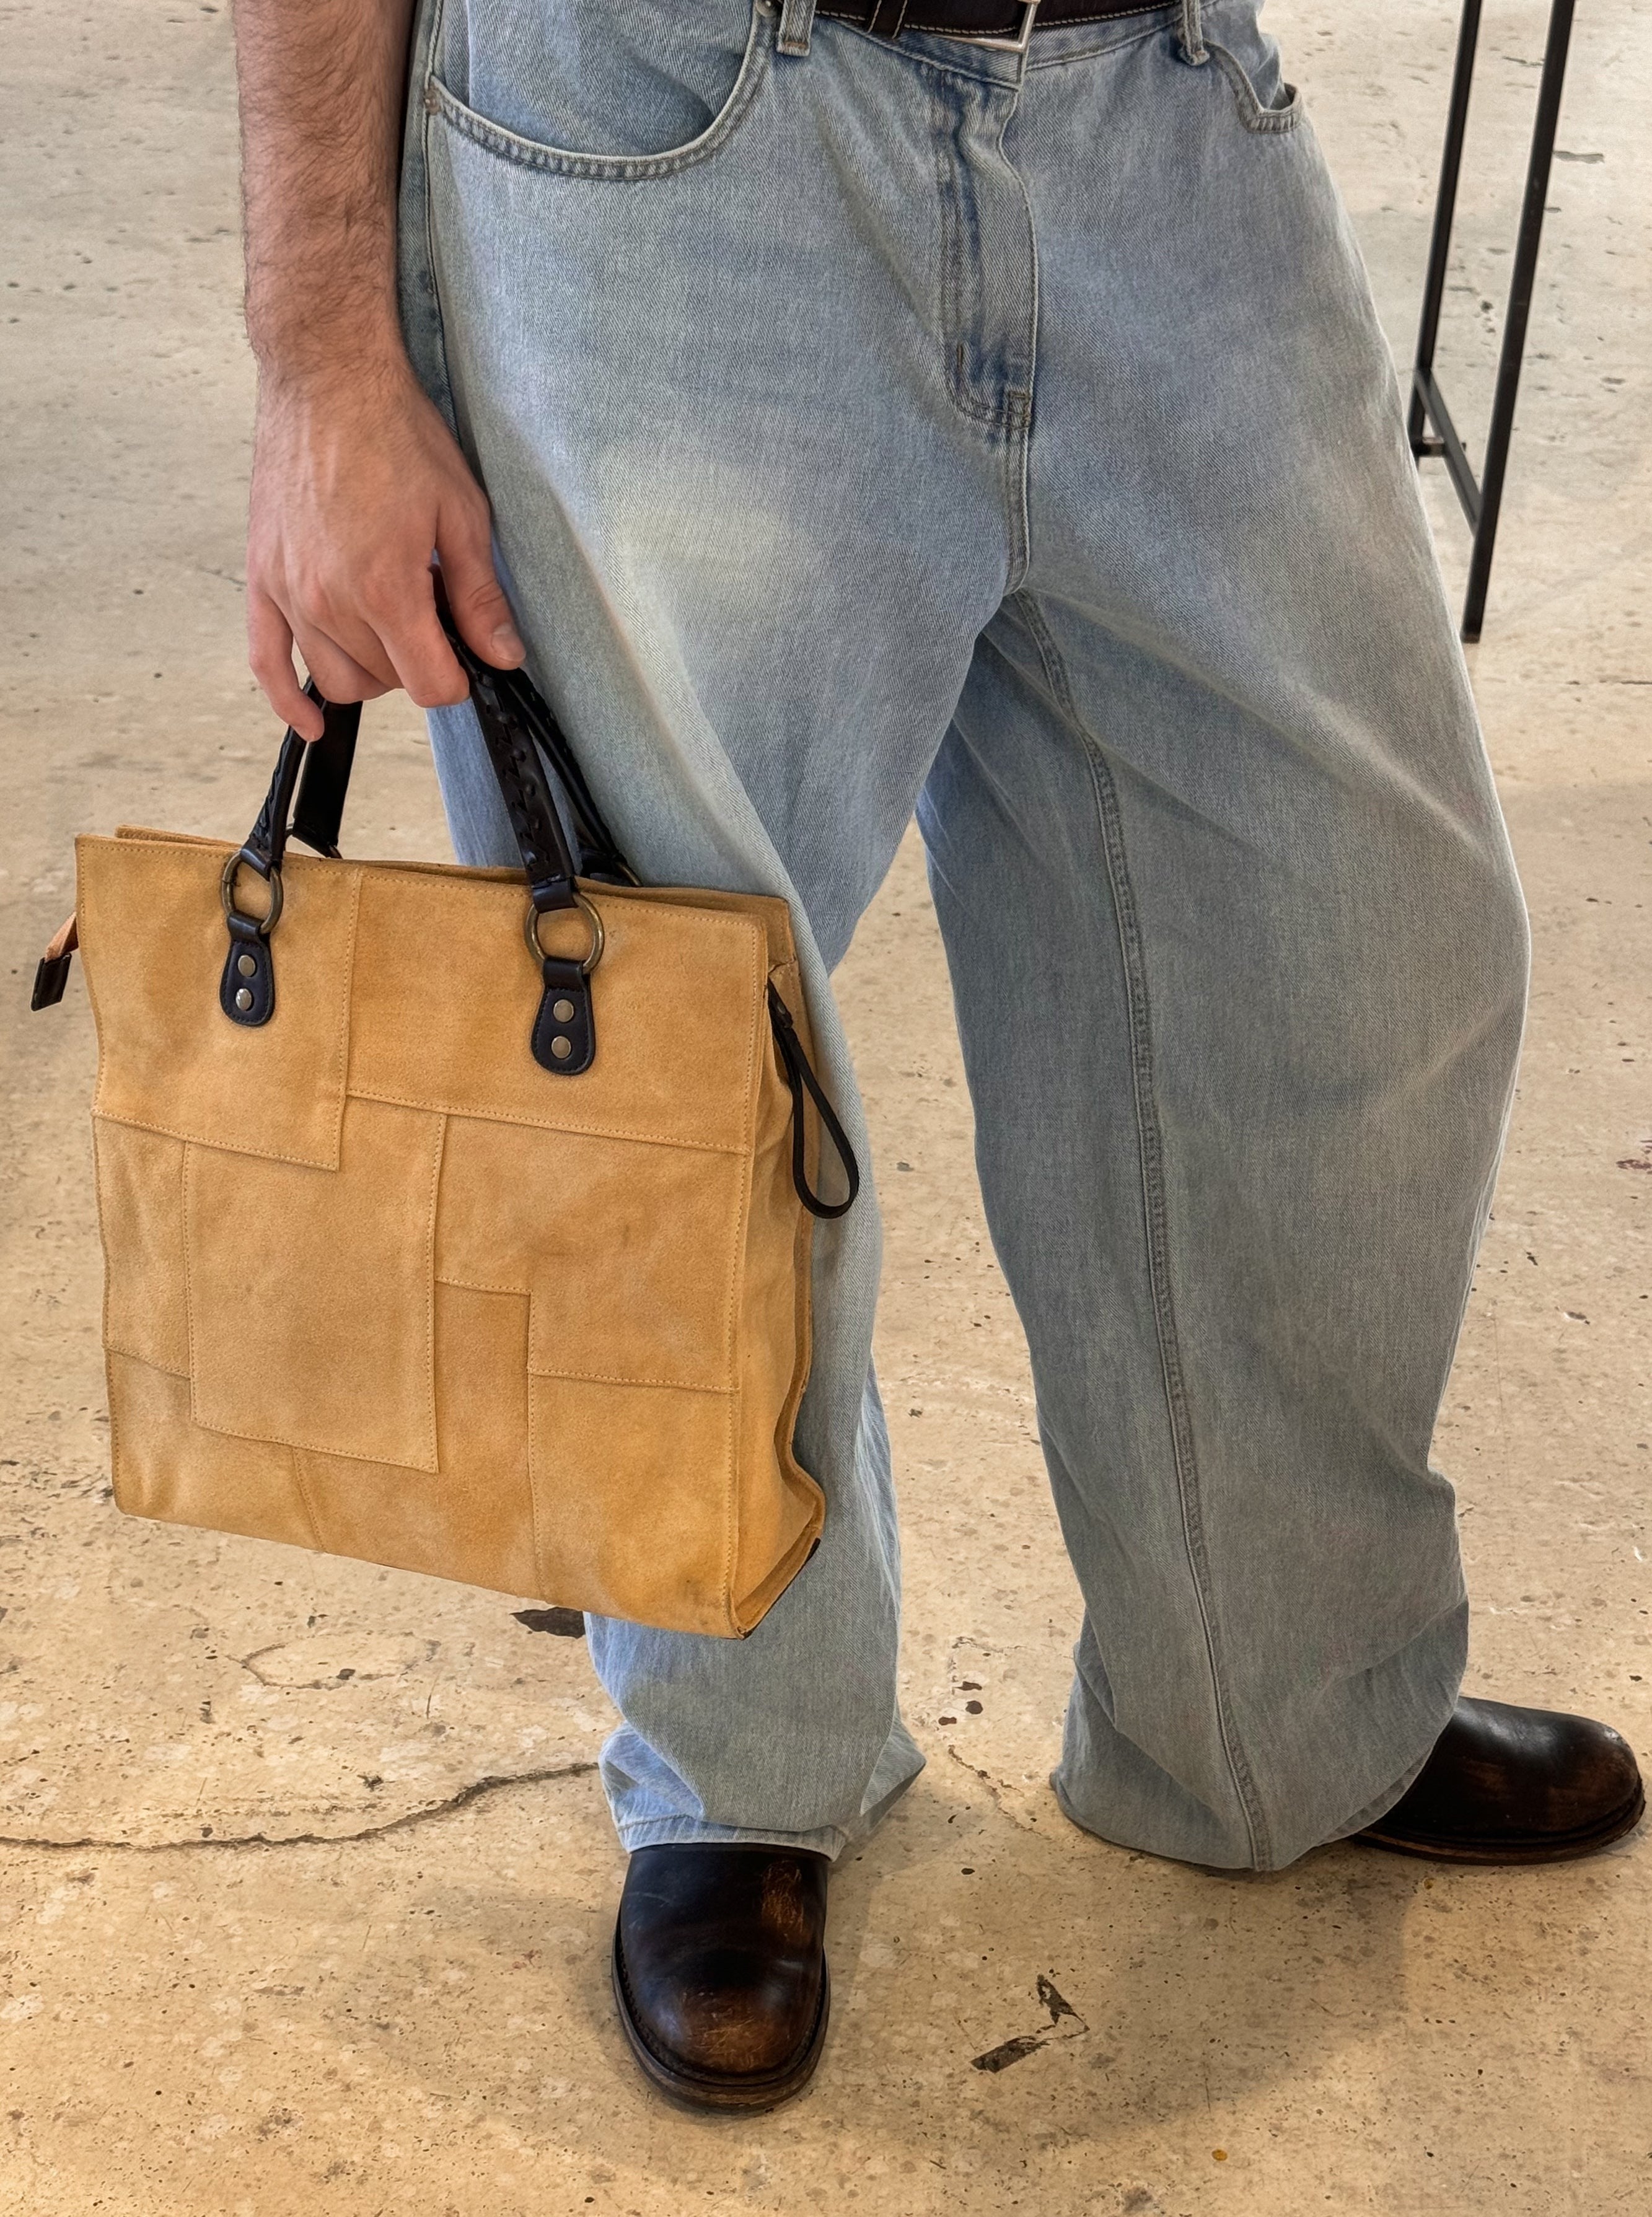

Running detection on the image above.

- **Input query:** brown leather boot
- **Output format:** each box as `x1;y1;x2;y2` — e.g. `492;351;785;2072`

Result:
1356;1696;1645;1863
611;1843;830;2110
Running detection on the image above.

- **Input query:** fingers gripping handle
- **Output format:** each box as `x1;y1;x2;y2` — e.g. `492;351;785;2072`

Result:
208;600;637;1068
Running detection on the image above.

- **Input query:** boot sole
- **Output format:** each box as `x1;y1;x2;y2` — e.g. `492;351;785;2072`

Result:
1355;1778;1645;1864
610;1926;830;2113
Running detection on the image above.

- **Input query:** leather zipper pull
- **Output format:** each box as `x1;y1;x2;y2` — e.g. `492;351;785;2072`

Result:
30;913;78;1011
767;984;860;1219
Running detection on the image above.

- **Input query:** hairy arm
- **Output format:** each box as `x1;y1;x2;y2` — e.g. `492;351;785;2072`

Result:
235;0;522;738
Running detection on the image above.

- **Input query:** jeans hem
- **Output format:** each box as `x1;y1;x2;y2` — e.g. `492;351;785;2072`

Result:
1049;1681;1454;1872
616;1817;851;1861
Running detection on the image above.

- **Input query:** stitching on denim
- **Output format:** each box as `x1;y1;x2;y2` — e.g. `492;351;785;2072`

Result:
1003;390;1033;587
420;0;462;437
937;81;1030;437
1012;590;1271;1869
936;88;998;427
823;9;1166;85
1023;13;1178;68
616;1815;849;1854
995;84;1038;589
1204;41;1303;133
424;1;773;182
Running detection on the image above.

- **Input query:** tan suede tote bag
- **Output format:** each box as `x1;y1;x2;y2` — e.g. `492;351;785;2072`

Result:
32;620;857;1636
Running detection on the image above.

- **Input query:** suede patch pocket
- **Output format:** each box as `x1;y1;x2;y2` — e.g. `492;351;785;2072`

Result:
94;1117;188;1376
436;1112;745;1392
78;833;361;1170
185;1099;445;1471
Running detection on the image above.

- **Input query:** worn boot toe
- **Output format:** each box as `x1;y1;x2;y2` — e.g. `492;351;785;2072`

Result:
1358;1696;1645;1863
612;1843;830;2109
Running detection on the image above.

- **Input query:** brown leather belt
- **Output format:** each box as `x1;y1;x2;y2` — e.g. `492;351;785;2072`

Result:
817;0;1166;48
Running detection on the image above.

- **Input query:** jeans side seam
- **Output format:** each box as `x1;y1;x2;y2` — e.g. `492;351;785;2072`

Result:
418;1;462;441
1012;591;1270;1869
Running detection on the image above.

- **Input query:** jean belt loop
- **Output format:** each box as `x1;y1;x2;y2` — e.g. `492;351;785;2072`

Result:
777;0;819;56
1177;0;1208;64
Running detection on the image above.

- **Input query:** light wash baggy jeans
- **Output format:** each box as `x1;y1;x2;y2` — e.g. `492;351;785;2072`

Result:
396;0;1530;1871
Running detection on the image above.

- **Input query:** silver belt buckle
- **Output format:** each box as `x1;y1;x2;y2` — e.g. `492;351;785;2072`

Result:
969;1;1041;51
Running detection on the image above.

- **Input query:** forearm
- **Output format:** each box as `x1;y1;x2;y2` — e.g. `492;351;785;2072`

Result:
234;0;416;382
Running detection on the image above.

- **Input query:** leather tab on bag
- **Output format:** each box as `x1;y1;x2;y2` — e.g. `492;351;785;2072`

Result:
31;911;79;1010
220;911;275;1027
531;956;595;1076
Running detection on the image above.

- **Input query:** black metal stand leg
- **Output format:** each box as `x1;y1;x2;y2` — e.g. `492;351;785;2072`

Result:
1462;0;1575;639
1409;0;1484;467
1407;0;1576;642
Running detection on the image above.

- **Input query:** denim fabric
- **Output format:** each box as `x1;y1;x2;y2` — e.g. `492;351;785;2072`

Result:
396;0;1529;1869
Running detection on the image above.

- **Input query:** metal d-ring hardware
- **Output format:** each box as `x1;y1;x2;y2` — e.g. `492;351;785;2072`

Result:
220;848;284;936
522;889;605;976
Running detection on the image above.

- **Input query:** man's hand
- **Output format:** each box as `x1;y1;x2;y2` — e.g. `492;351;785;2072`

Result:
235;0;521;739
247;361;524;740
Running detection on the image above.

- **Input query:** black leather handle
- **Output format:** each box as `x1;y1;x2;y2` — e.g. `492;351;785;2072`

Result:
245;687;361;877
218;683;359;1028
40;600;858;1211
236;620;633;898
220;600;638;1046
436;594;633;900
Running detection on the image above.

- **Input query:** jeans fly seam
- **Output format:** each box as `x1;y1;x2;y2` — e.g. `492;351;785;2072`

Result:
1003;392;1032;590
938;87;1033;443
936;92;998;429
997;92;1038;591
1013;589;1270;1870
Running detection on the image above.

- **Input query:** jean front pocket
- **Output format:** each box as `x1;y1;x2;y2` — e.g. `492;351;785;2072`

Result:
426;0;772;180
1204;33;1303;136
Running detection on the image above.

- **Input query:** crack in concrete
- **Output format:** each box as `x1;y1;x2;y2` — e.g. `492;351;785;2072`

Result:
943;1742;1047;1834
0;1757;599;1854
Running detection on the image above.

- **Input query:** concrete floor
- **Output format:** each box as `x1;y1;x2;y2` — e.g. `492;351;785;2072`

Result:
2;1;1648;2210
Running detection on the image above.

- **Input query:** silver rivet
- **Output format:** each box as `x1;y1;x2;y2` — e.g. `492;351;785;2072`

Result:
552;997;575;1023
234;987;253;1012
550;1035;572;1061
237;952;257;977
